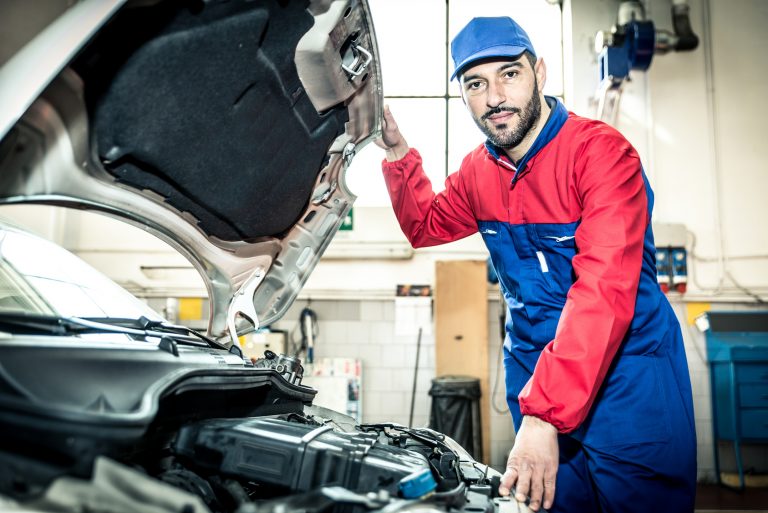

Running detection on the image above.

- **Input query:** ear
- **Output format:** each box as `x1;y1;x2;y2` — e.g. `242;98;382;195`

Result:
534;57;547;93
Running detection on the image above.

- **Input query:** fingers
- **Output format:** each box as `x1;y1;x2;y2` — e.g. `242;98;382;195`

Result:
526;463;545;511
377;104;409;160
513;459;533;504
498;461;518;497
499;457;556;512
383;104;394;126
543;466;557;510
382;105;400;134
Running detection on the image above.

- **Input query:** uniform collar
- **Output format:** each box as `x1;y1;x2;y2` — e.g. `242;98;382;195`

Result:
484;96;568;180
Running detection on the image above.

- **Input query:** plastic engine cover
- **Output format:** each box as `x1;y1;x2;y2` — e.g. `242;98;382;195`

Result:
173;418;431;496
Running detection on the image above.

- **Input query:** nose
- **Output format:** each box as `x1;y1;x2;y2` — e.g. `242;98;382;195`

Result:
486;80;506;108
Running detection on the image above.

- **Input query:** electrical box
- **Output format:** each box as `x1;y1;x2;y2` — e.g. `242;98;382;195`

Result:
652;222;688;294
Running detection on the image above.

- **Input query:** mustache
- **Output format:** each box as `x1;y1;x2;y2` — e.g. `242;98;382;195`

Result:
482;106;520;121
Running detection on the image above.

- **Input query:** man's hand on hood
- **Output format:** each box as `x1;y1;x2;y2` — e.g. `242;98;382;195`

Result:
376;104;410;162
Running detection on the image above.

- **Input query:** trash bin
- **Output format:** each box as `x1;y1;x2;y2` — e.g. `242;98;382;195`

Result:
428;375;482;459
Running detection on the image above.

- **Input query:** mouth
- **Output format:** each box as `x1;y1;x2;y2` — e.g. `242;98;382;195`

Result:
487;112;515;123
482;107;519;124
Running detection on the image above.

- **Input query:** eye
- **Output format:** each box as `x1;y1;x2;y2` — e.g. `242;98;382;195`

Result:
503;70;518;79
464;80;488;94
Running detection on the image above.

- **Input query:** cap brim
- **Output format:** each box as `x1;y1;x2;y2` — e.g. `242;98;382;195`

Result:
450;45;529;81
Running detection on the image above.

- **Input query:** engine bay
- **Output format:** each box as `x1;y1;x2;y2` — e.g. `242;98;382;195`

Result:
0;351;520;513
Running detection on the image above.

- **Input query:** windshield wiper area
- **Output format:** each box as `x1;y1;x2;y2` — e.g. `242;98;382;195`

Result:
0;313;230;352
80;316;229;351
0;312;89;336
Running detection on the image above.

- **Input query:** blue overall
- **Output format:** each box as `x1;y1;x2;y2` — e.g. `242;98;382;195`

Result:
383;98;697;512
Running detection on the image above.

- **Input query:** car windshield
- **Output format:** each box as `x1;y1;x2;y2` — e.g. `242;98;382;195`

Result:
0;227;164;321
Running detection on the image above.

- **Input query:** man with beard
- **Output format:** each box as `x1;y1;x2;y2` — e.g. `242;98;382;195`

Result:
377;16;696;513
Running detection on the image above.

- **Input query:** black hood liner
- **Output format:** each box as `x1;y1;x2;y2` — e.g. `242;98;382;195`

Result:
74;0;349;241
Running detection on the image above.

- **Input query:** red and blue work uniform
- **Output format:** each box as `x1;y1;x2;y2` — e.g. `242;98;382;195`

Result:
382;97;696;513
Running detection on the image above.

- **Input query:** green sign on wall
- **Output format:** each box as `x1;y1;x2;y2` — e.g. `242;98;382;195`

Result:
340;208;354;231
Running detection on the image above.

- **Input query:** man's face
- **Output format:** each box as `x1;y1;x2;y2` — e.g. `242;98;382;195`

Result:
460;57;542;150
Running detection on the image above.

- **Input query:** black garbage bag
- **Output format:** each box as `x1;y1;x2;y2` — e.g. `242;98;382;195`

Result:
428;376;482;459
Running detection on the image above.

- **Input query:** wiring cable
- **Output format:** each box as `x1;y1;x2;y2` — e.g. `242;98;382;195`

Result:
725;270;766;304
687;230;768;302
299;303;319;363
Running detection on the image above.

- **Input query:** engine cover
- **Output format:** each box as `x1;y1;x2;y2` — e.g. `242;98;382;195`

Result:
173;417;430;496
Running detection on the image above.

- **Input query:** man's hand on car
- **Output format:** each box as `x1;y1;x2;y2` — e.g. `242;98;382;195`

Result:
499;415;559;512
375;105;410;162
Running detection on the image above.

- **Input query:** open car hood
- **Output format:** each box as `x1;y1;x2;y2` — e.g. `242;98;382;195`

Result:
0;0;381;341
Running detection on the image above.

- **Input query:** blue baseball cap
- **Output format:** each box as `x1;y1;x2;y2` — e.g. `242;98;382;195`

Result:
450;17;537;81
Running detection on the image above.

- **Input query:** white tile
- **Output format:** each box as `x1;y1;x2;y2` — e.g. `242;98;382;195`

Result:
377;344;405;368
405;344;425;366
306;300;337;320
361;413;393;424
689;370;710;395
362;390;383;416
328;343;351;356
693;397;712;421
696;420;713;446
417;373;435;393
357;343;382;365
364;368;393;392
346;321;370;345
377;392;409;416
319;320;349;345
413;392;431;418
686;357;707;373
415;347;435;369
491;414;515;438
360;301;385;321
336;301;361;321
411;413;430;429
368;321;396;344
697;444;715;471
390;368;416;392
491;440;512;470
386;413;409;426
383;301;395;322
420;333;435;346
314;343;348;360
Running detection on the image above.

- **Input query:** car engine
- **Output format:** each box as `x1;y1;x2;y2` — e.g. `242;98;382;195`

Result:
0;351;525;513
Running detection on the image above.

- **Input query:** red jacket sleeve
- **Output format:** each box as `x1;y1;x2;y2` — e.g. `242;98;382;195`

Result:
517;132;648;433
382;148;477;248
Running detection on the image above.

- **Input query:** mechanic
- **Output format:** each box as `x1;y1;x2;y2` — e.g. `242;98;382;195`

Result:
376;16;696;513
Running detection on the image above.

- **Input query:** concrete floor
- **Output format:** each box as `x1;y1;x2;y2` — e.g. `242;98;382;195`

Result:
695;484;768;511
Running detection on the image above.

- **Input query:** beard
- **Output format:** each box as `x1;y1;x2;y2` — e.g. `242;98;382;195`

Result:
473;78;542;150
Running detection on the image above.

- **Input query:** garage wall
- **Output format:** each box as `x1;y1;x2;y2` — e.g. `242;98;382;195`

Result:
565;0;768;300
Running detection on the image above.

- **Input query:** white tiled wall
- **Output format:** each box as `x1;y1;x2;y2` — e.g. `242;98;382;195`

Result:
487;296;517;471
271;296;516;472
273;298;435;429
671;300;716;482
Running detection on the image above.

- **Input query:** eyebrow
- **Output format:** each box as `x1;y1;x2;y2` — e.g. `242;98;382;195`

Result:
461;60;525;84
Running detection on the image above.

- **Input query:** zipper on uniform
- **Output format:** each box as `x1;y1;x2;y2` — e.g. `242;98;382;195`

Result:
492;156;519;189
